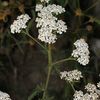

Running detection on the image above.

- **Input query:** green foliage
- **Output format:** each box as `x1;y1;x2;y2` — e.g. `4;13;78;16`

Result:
0;0;100;100
28;84;44;100
94;18;100;25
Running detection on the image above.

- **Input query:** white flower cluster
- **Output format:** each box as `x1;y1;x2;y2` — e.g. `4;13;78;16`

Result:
97;82;100;88
73;82;100;100
85;83;97;93
0;91;11;100
36;4;67;44
72;38;90;66
10;14;30;34
60;69;83;82
40;0;50;3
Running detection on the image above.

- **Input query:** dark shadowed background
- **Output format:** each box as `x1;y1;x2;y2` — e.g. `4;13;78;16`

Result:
0;0;100;100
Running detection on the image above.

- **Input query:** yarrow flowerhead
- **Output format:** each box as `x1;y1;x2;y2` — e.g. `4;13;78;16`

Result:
36;4;67;44
71;38;90;66
60;69;83;82
73;91;84;100
85;83;97;93
40;0;50;3
97;82;100;88
73;90;99;100
0;91;12;100
73;82;100;100
10;14;30;34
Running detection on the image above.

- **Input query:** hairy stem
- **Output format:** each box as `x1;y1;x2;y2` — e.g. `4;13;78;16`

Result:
42;44;52;100
23;30;47;51
52;57;76;66
26;33;47;50
85;0;100;12
69;82;75;92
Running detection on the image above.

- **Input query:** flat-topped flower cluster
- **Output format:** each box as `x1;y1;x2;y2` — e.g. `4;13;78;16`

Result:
10;14;30;34
0;91;12;100
60;69;83;82
40;0;50;3
72;39;90;66
36;3;67;44
74;82;100;100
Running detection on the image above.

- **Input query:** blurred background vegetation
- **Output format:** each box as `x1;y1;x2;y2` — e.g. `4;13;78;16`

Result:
0;0;100;100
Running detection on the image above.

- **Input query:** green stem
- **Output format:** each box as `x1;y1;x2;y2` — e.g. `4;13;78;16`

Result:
9;33;24;54
28;91;38;100
42;44;52;100
27;33;47;50
68;82;75;92
77;0;80;8
84;0;100;12
23;30;47;51
52;57;76;66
